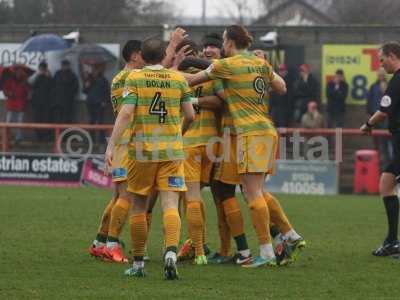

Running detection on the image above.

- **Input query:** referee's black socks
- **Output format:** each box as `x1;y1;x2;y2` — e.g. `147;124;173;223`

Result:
383;195;399;242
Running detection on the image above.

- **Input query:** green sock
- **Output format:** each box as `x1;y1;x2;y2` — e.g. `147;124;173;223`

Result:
96;233;107;244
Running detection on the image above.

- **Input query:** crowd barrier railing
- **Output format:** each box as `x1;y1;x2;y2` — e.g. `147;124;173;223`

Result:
0;122;390;158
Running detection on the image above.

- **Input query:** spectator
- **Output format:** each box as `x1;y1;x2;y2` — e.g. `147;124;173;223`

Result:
3;66;30;144
270;63;295;127
83;63;109;143
83;63;109;125
30;61;52;141
326;69;349;128
367;69;392;163
301;101;324;129
293;64;319;123
300;101;324;157
51;59;79;123
367;69;388;115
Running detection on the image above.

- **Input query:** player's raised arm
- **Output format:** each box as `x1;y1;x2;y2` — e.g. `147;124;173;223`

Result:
173;65;208;87
178;56;211;71
162;27;187;68
171;44;211;87
270;71;287;95
184;61;233;87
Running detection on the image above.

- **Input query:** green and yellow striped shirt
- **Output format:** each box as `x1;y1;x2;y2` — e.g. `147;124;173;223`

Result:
183;76;222;148
111;68;137;145
123;65;192;161
206;51;277;137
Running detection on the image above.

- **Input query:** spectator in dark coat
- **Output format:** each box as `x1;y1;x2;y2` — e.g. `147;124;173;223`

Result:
30;61;52;140
83;63;110;125
51;59;79;123
83;64;109;143
293;64;319;123
270;64;295;127
326;69;349;128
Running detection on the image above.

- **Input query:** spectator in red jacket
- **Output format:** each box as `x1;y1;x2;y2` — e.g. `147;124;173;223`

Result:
3;66;30;144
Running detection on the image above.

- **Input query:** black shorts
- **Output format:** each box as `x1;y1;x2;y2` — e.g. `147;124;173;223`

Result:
383;133;400;181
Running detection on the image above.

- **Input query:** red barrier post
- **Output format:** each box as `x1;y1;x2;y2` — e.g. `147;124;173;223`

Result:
54;127;61;153
1;126;7;152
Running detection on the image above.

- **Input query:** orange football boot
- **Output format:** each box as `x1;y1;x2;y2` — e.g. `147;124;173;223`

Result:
177;239;195;261
103;245;129;264
89;244;106;258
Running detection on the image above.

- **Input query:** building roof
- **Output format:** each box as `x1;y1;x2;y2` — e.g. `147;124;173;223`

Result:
253;0;335;26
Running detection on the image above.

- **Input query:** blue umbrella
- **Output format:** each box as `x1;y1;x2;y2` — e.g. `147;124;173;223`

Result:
20;34;69;53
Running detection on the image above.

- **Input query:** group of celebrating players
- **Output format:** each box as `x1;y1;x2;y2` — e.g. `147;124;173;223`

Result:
88;25;306;280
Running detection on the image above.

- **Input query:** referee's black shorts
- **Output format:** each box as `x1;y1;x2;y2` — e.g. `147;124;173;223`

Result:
384;133;400;181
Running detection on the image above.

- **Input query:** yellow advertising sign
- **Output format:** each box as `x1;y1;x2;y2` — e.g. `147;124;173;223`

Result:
322;45;381;105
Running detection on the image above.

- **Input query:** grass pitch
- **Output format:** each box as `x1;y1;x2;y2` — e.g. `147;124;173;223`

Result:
0;185;398;300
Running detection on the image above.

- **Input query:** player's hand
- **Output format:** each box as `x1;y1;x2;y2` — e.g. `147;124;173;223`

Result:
172;45;192;70
360;123;372;135
170;27;188;46
104;145;113;175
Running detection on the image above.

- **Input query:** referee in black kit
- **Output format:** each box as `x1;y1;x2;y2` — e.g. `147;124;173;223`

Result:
361;42;400;256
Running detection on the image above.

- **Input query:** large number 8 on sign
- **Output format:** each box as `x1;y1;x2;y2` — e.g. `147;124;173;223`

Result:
351;74;368;100
253;76;266;104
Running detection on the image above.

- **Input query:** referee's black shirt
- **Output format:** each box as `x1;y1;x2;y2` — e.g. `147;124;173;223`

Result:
379;68;400;134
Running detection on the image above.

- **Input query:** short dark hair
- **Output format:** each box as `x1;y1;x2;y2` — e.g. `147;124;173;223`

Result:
175;39;199;56
336;69;344;75
141;37;166;64
381;41;400;59
225;25;253;49
202;32;223;49
122;40;142;62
